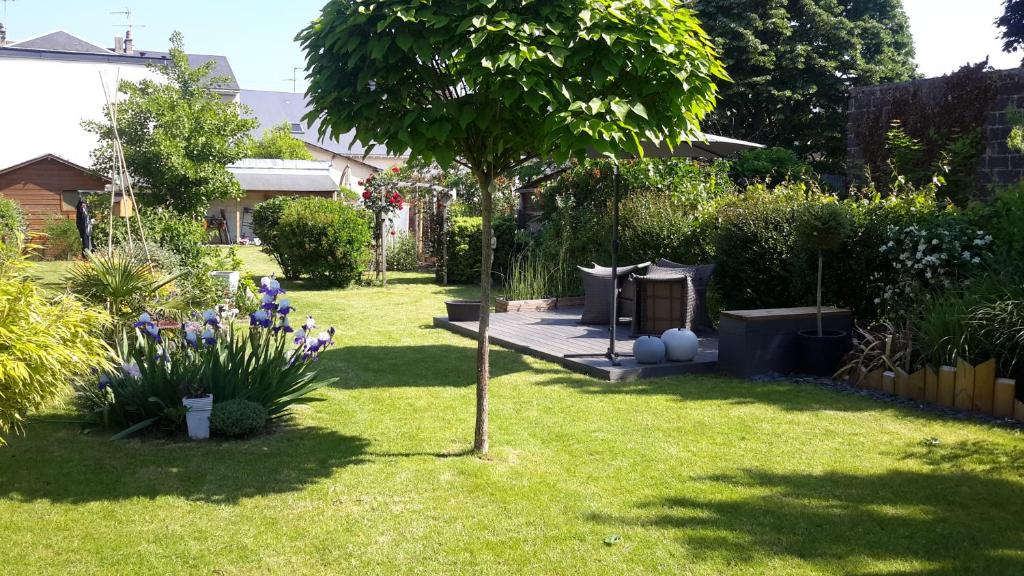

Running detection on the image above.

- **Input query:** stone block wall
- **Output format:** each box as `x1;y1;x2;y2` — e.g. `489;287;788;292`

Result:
847;67;1024;192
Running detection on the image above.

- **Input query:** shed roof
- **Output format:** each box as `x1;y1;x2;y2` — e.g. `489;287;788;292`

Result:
0;153;109;180
228;159;339;192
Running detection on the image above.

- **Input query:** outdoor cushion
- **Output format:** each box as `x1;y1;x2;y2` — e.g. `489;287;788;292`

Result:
652;259;716;331
577;263;649;325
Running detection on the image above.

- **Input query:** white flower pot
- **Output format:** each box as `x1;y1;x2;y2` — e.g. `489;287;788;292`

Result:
209;270;240;293
182;394;213;440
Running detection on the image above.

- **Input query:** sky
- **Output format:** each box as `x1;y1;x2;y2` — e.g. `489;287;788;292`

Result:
1;0;1021;93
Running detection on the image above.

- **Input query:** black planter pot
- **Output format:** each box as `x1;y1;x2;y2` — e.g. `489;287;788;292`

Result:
445;300;482;322
796;329;851;377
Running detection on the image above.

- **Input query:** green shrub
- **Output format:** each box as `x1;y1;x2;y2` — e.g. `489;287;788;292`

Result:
729;147;813;187
0;197;25;244
275;197;371;287
42;216;82;260
387;231;420;271
210;399;268;438
0;237;111;445
444;214;522;284
252;196;301;278
971;182;1024;277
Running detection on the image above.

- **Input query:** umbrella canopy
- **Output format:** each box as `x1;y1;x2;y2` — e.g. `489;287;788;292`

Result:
588;132;764;160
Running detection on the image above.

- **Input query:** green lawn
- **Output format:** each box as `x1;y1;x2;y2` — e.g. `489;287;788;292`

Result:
3;247;1024;575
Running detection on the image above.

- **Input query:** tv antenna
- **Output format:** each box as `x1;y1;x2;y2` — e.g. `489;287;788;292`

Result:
283;67;302;92
2;0;14;23
111;7;146;34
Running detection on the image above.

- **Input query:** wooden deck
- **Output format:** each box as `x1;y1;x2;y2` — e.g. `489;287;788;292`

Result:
433;307;718;381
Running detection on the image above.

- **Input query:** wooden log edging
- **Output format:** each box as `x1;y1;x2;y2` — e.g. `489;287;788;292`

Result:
852;360;1020;421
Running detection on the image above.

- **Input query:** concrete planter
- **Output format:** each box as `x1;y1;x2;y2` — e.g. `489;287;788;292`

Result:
495;296;585;313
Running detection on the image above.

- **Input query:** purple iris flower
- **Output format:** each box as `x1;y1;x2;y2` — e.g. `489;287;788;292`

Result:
184;330;199;348
303;316;316;331
202;327;217;346
121;363;141;379
273;315;294;335
98;374;111;390
250;310;272;329
201;309;220;328
277;298;292;316
260;275;284;297
293;328;306;346
260;292;277;311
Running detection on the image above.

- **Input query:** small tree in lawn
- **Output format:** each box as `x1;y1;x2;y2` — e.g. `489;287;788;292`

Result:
299;0;726;454
794;202;853;336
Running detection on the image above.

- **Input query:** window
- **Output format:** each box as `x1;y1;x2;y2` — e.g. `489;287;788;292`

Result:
289;122;304;134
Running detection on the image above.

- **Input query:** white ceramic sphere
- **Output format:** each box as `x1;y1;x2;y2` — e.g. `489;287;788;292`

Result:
661;328;699;362
633;336;666;364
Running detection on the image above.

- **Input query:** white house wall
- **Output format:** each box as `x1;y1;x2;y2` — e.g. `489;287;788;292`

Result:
0;57;163;169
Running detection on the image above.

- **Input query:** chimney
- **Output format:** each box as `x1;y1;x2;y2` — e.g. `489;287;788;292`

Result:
114;36;123;53
123;30;133;54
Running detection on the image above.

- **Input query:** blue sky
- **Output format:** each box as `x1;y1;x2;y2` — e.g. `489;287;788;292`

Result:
2;0;1021;93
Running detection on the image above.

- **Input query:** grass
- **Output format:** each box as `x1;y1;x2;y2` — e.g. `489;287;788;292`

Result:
3;246;1024;575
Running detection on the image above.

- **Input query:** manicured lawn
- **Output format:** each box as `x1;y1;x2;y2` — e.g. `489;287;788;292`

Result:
4;247;1024;575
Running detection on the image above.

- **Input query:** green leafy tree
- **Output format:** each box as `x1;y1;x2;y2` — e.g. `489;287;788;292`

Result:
694;0;917;170
84;32;258;217
998;0;1024;55
248;122;315;160
300;0;726;454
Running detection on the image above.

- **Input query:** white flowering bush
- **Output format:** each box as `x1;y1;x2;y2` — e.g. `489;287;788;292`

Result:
875;217;991;312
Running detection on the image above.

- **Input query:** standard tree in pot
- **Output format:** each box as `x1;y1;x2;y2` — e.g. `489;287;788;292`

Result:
794;202;853;376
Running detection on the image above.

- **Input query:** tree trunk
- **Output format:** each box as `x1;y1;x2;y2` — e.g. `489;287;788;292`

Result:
816;250;823;337
474;172;495;455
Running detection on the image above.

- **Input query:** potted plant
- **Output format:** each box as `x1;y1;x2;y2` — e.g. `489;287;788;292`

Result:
182;384;213;440
794;202;853;376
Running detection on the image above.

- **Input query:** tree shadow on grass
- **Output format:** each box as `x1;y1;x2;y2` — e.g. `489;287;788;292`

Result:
533;373;1004;422
590;468;1024;575
0;424;368;504
901;438;1024;476
316;344;558;389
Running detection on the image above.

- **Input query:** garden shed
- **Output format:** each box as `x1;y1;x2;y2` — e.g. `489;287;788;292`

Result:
0;154;107;232
210;159;341;243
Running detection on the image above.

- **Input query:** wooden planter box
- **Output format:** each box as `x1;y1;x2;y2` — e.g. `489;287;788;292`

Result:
495;296;584;313
851;359;1020;421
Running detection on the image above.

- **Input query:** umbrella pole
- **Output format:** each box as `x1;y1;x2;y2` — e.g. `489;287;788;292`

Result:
607;162;620;366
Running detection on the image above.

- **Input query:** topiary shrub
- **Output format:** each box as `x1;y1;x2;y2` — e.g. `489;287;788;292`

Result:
210;399;268;438
444;214;521;284
0;196;25;244
275;197;371;287
252;196;301;278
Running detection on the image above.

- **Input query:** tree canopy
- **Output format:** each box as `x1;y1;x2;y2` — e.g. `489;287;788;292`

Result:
694;0;918;170
248;122;315;160
299;0;727;454
998;0;1024;55
84;32;257;217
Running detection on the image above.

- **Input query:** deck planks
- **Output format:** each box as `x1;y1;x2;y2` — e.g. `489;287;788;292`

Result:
433;307;718;382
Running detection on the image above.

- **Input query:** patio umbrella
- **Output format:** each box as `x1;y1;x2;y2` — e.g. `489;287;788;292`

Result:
75;196;93;256
571;132;763;366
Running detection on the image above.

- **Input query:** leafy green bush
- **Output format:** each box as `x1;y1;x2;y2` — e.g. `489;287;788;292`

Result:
444;214;521;284
74;280;336;438
0;197;25;244
0;237;111;445
42;216;82;260
387;231;420;271
252;196;300;278
210;399;267;438
971;182;1024;277
275;197;371;287
729;147;813;186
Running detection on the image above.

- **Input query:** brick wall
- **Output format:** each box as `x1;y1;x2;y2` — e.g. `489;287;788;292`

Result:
847;67;1024;191
0;157;107;231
